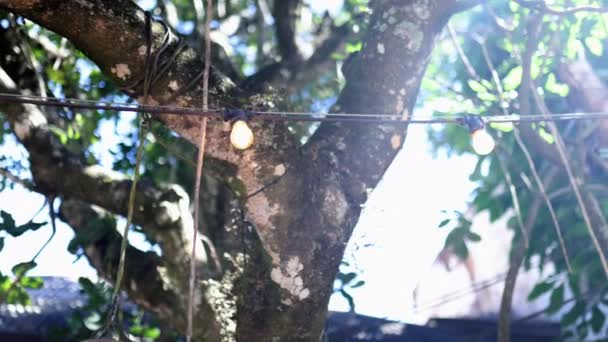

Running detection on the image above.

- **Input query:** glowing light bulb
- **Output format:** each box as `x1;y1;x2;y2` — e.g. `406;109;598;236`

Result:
471;129;495;155
230;120;254;150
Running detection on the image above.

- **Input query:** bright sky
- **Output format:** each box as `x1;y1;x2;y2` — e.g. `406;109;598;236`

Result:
0;0;478;323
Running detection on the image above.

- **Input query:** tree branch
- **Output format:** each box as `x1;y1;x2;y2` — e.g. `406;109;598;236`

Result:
498;168;557;342
272;0;302;63
0;167;35;190
242;15;356;93
59;199;222;341
0;63;215;306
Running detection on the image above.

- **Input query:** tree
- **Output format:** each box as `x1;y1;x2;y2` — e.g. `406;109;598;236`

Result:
3;0;607;341
0;0;477;341
425;2;608;341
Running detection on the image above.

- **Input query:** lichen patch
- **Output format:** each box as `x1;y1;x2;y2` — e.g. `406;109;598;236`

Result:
377;43;385;54
13;109;46;140
168;80;179;91
111;63;131;80
391;134;402;150
273;164;286;176
138;45;147;56
270;256;310;302
393;22;424;52
412;0;431;20
322;185;348;227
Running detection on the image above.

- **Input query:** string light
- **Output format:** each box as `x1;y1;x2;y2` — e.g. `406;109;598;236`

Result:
4;93;608;155
458;115;496;155
471;129;496;155
230;120;254;149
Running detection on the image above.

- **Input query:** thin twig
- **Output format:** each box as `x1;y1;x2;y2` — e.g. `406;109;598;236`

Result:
31;197;57;261
496;154;528;247
187;0;214;340
476;33;572;272
531;87;608;278
0;167;35;190
549;184;608;200
447;23;480;81
513;129;572;273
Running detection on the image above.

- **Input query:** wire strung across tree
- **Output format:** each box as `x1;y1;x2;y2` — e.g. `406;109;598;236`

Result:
4;92;608;125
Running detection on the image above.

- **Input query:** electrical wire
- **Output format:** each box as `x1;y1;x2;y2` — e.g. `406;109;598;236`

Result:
5;93;608;125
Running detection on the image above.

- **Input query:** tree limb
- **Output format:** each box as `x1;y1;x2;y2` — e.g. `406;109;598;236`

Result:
498;168;557;342
272;0;302;63
242;16;356;93
59;199;222;341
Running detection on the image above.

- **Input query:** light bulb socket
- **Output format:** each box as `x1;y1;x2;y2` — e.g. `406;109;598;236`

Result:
224;108;254;123
457;114;486;133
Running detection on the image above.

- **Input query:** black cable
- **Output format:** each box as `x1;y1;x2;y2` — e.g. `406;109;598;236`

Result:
6;93;608;124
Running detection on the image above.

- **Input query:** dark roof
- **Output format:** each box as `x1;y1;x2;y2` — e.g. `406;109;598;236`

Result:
325;312;560;342
0;277;86;336
1;277;561;341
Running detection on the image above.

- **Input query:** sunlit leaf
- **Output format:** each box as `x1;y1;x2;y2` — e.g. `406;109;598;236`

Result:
503;66;522;91
545;73;570;97
489;122;514;132
585;36;603;56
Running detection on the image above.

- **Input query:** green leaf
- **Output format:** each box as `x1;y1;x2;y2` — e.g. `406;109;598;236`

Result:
591;305;605;333
0;211;46;237
330;52;346;60
6;287;30;305
546;284;565;314
130;325;144;336
345;42;362;53
143;327;161;339
561;301;585;326
0;211;16;231
337;272;357;285
585;36;603;56
489;122;514;133
12;261;37;278
350;280;365;288
12;222;47;236
577;320;589;339
453;240;469;259
438;219;450;228
20;276;43;289
467;80;486;93
538;126;555;144
528;281;553;301
561;330;575;339
545;73;570;97
467;232;482;242
503;66;522;91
